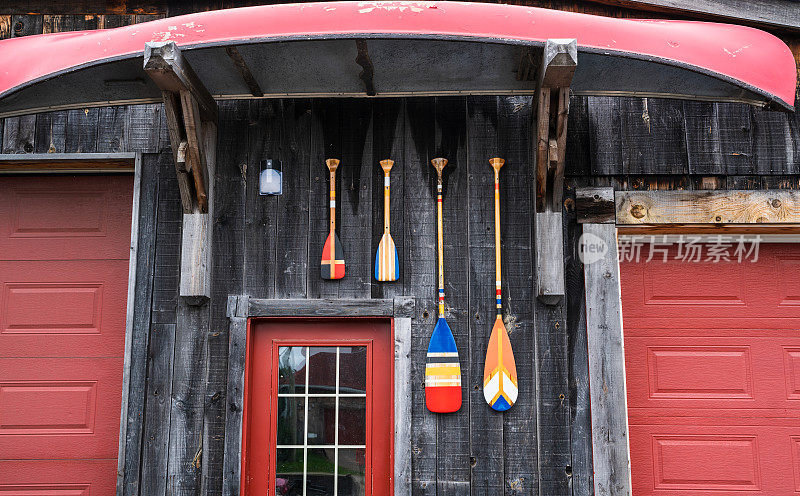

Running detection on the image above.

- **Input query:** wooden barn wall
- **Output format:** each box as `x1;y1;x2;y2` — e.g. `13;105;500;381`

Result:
0;7;799;496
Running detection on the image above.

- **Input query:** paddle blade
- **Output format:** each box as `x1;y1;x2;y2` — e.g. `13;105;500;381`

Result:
425;317;462;413
483;317;518;411
321;231;345;280
374;233;399;282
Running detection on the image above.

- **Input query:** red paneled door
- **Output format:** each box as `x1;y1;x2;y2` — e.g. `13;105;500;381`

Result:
621;243;800;495
0;175;132;494
244;319;393;496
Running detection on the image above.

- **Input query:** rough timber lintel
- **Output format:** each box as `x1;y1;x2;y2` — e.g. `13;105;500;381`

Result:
577;188;800;227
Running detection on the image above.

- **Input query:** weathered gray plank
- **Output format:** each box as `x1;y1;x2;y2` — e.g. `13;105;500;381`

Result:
337;99;374;298
204;99;249;496
118;152;159;496
167;301;210;496
394;314;413;496
243;99;280;298
497;95;539;495
370;98;405;300
582;223;631;496
128;104;164;153
65;107;100;153
275;99;312;298
97;106;128;152
221;316;247;496
34;111;68;153
466;95;504;495
2;113;35;153
248;298;394;317
536;212;565;304
565;189;594;496
433;96;470;496
403;97;438;495
180;213;211;301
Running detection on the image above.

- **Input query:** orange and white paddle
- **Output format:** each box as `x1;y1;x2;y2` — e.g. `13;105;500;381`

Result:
483;157;518;411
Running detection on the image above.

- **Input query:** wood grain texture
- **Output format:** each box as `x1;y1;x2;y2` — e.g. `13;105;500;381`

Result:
565;190;594;496
221;316;247;496
581;0;800;31
582;223;631;496
576;187;615;223
616;189;800;224
205;100;249;496
466;95;504;495
536;211;565;304
394;315;413;495
118;153;159;496
248;298;394;317
433;96;470;495
497;95;539;495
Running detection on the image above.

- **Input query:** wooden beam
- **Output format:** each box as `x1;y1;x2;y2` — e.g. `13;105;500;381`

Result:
576;187;615;224
225;46;264;97
248;298;396;317
539;38;578;89
616;190;800;225
535;211;565;304
534;39;575;304
161;91;194;212
581;0;800;32
617;223;800;235
221;316;247;496
393;311;412;496
144;41;217;123
582;223;632;496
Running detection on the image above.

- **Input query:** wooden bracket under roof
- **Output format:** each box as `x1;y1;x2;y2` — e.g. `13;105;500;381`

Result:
144;41;218;303
534;38;576;305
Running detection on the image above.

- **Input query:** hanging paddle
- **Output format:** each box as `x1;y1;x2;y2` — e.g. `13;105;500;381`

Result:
321;158;345;280
375;159;399;282
483;157;518;412
425;157;462;413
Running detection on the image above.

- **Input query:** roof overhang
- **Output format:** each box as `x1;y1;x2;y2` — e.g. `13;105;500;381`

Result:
0;1;795;118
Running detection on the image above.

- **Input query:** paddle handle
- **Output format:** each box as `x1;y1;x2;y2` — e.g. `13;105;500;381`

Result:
326;159;339;232
490;158;505;316
431;158;447;317
381;159;393;234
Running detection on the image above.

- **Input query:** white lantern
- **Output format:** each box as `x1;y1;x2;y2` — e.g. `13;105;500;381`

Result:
259;159;282;195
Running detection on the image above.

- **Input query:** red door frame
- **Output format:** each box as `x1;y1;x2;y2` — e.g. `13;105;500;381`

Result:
241;317;395;495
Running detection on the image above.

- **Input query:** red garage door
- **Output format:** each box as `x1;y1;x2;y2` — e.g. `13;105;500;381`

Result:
0;175;132;494
621;243;800;495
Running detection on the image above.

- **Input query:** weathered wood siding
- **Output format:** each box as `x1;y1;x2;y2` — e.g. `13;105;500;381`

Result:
1;7;798;496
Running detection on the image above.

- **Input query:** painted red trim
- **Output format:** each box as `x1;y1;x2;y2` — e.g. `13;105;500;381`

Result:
0;1;794;108
242;318;392;495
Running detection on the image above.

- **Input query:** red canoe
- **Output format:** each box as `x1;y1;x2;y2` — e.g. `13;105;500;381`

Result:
0;1;795;117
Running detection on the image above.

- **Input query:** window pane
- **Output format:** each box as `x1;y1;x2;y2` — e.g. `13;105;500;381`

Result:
308;347;337;394
306;396;336;445
278;346;307;395
338;397;366;445
306;447;335;495
276;448;304;494
336;448;366;496
276;397;305;446
339;346;367;394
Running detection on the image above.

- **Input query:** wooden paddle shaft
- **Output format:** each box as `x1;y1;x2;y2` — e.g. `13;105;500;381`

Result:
431;158;447;317
380;159;393;234
490;158;505;316
326;159;339;232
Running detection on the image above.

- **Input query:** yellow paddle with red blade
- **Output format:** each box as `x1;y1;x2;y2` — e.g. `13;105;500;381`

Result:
425;157;462;413
483;157;518;411
321;158;345;280
375;159;399;281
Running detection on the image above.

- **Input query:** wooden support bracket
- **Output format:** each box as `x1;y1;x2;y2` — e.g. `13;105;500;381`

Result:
534;38;576;304
144;41;218;303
